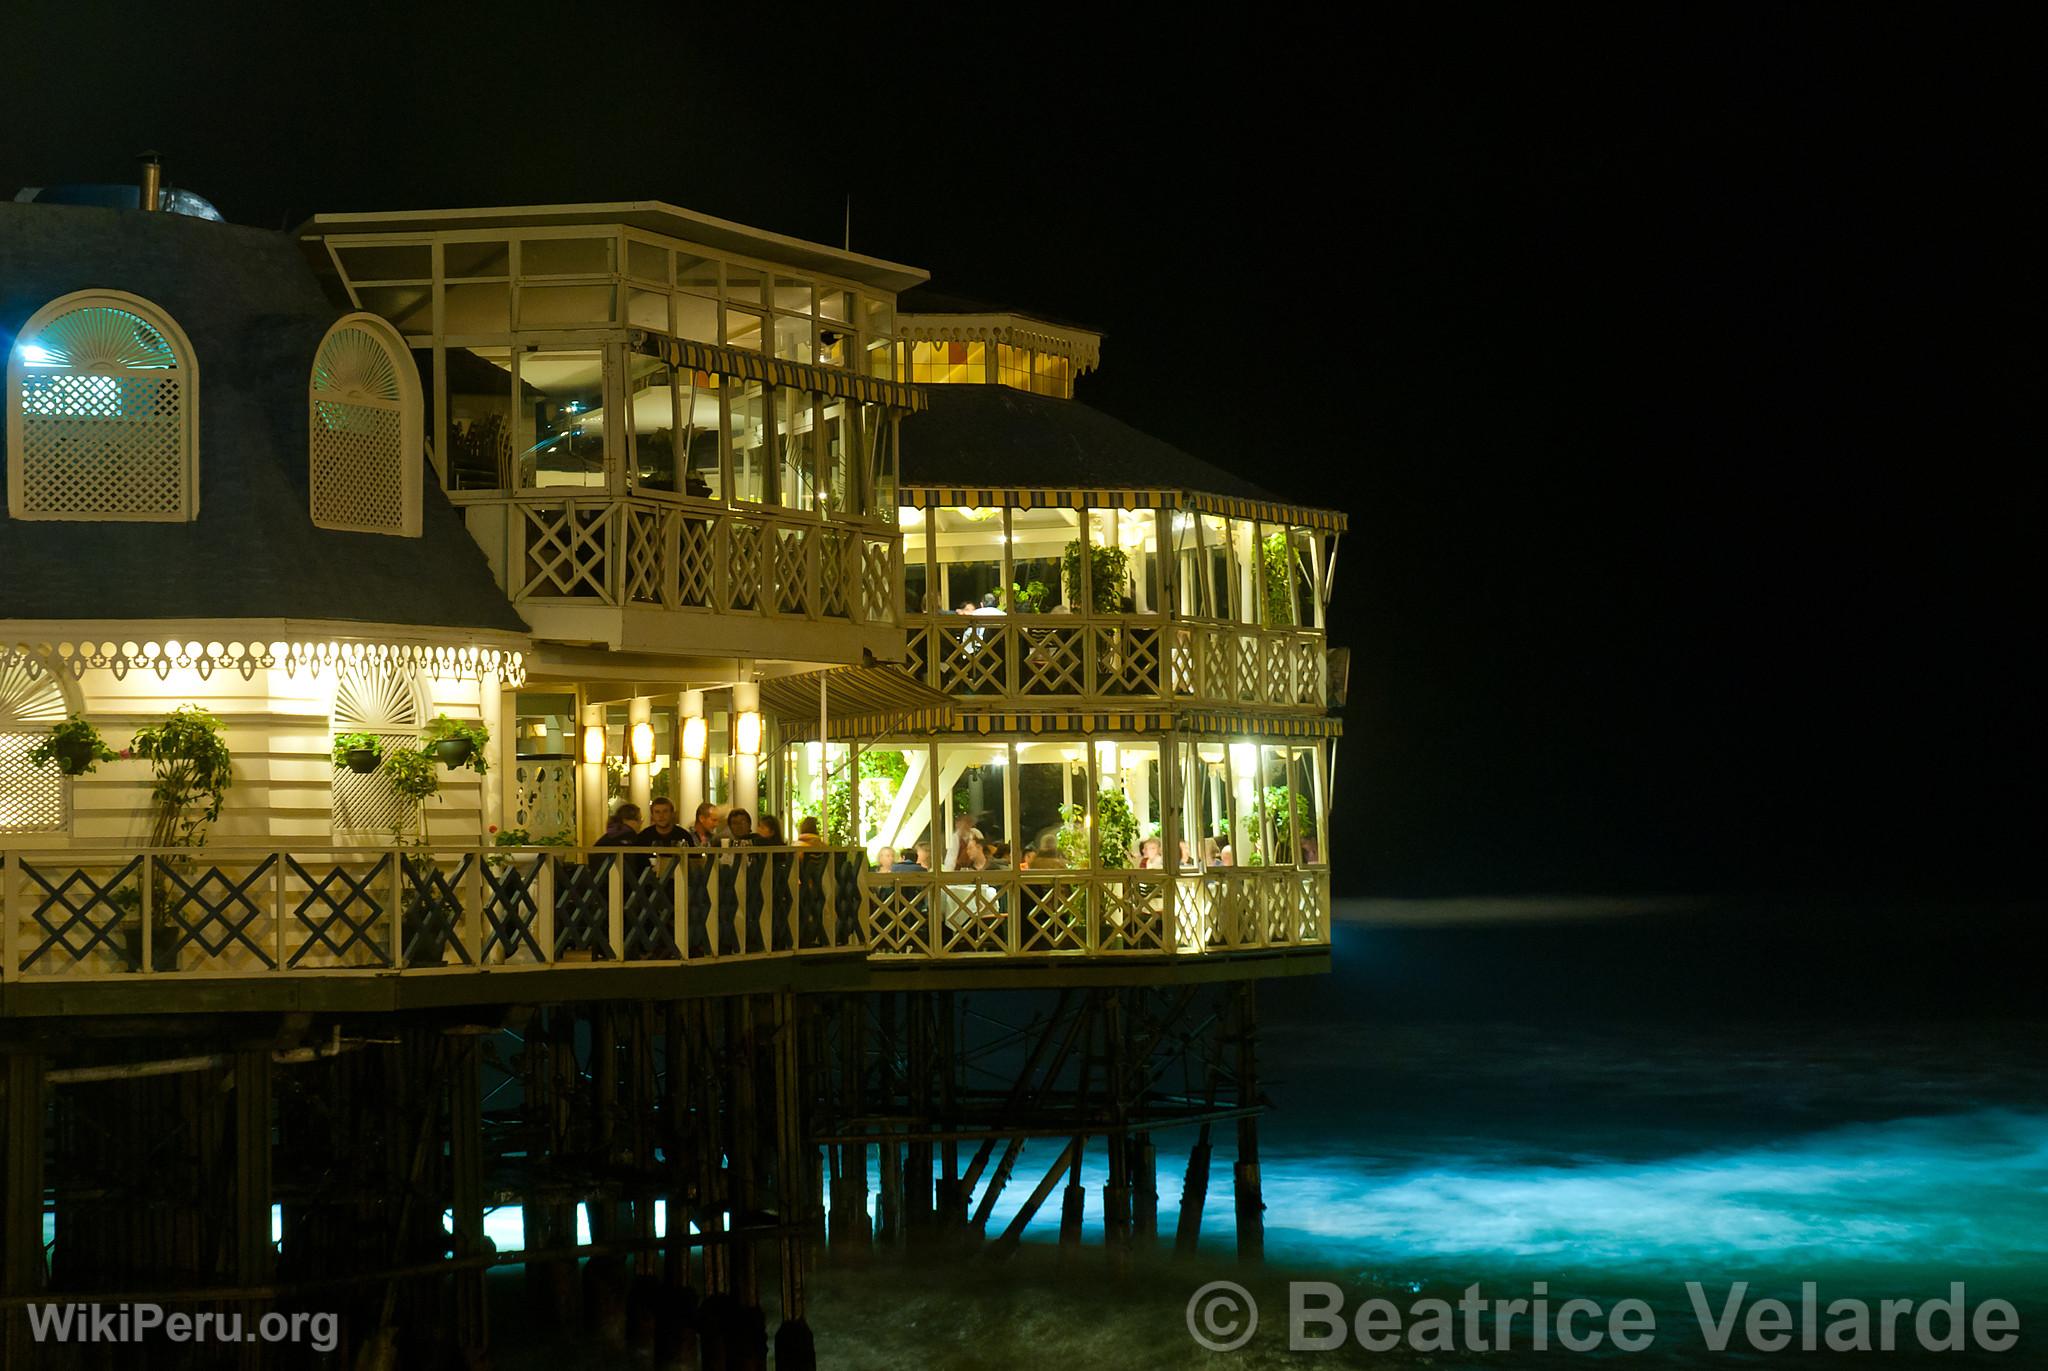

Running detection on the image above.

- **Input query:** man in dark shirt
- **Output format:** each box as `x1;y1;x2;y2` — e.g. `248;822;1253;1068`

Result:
890;841;932;872
727;807;756;844
635;798;692;848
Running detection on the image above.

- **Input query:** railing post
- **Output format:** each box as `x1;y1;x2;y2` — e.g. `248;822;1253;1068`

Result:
537;855;557;964
273;848;287;970
1006;873;1020;956
140;853;155;975
606;858;626;961
0;851;15;982
389;853;407;968
673;854;689;961
465;846;486;964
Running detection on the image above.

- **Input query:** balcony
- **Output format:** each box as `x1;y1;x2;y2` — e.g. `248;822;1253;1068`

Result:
459;493;901;657
862;865;1329;959
904;616;1327;711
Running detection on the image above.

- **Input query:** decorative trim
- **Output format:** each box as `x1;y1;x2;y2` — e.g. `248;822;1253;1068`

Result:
895;312;1103;372
0;627;525;685
901;484;1347;533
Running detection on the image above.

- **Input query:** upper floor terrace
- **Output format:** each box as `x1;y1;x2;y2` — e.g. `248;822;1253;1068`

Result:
300;204;930;660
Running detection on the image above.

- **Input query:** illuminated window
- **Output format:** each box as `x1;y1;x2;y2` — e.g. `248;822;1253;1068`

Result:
308;314;422;536
995;344;1032;392
1031;352;1073;398
6;291;198;521
910;340;987;385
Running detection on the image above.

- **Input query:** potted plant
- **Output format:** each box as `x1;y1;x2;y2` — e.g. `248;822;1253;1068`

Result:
29;716;117;776
422;714;490;772
331;732;385;775
1060;539;1132;615
130;705;233;851
1009;578;1050;614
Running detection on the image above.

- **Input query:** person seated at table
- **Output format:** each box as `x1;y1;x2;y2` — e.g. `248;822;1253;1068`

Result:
755;814;785;846
891;841;931;872
984;839;1011;870
1138;837;1164;869
876;845;898;871
726;807;757;845
794;816;827;848
597;803;642;847
634;798;692;848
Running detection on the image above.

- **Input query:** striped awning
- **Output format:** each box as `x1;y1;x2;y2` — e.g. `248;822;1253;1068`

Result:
634;333;927;411
900;484;1345;533
1177;711;1344;739
758;664;954;743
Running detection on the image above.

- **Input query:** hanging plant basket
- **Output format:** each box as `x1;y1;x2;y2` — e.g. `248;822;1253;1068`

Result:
51;738;102;776
343;748;383;775
431;736;476;769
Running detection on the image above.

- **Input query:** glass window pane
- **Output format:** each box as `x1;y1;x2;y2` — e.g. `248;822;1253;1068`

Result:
682;371;722;499
818;396;855;517
866;741;931;862
1225;741;1262;866
819;288;853;323
626;288;669;333
935;507;1004;613
626;239;669;283
1008;507;1080;613
1290;529;1320;628
1260;745;1299;865
675;293;717;343
996;343;1031;390
1017;739;1086;866
773;313;813;364
520;237;614;276
867;335;894;379
518;284;616;328
863;406;894;520
817;324;852;370
517;348;607;489
442;281;511;334
627;353;679;493
772;276;814;314
677;253;720;296
1087;507;1158;615
443;240;510;277
778;389;814;512
901;505;929;613
724;307;765;353
1180;739;1233;868
445;346;514;490
1230;519;1259;624
938;741;1009;869
728;381;769;503
1075;509;1135;615
725;263;764;305
863;295;894;339
1257;525;1296;627
1096;740;1160;869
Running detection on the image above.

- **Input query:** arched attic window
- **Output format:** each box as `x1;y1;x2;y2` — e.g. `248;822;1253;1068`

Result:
5;290;199;521
308;313;422;536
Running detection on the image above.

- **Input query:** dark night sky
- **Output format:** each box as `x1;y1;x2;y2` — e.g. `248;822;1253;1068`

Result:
2;6;2036;899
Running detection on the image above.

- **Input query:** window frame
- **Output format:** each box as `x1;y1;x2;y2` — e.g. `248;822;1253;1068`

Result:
5;289;201;523
307;311;424;537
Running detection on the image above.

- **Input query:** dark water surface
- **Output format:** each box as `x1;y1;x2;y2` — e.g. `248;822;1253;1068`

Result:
498;898;2046;1367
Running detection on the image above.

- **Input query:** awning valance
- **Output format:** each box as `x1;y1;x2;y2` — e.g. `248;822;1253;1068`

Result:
633;333;927;411
899;485;1345;533
950;709;1341;739
758;664;955;743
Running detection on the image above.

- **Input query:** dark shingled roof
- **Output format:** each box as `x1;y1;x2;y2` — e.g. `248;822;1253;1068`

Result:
0;202;527;635
900;385;1292;505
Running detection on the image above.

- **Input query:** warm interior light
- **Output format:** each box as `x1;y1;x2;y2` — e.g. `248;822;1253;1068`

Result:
581;725;606;766
1094;739;1120;776
735;709;762;756
629;721;655;765
682;716;707;760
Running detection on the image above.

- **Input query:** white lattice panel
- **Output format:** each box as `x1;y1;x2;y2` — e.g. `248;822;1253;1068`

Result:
0;734;66;834
331;661;425;838
311;400;405;531
17;374;185;515
677;515;717;607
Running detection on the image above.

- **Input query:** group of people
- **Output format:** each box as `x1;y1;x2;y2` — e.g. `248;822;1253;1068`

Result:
595;798;827;849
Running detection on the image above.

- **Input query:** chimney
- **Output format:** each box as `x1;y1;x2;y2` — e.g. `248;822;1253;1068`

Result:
137;151;162;212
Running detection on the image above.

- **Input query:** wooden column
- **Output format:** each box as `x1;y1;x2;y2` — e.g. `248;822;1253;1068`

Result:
448;1033;487;1358
1233;982;1265;1264
2;1053;45;1367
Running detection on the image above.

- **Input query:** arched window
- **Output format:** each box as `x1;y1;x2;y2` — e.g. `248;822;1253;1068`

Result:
308;314;422;536
5;291;199;521
0;651;79;836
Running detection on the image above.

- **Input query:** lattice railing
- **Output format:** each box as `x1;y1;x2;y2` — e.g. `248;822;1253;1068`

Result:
2;845;873;981
859;866;1328;961
466;494;901;626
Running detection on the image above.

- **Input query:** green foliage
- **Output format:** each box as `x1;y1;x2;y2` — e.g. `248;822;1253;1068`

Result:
382;747;441;804
331;732;384;767
860;749;908;785
130;706;233;849
1009;578;1050;613
1061;539;1132;615
1259;532;1296;628
422;714;491;775
1262;782;1312;856
1056;789;1142;869
28;716;116;774
1093;786;1140;869
492;826;571;847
